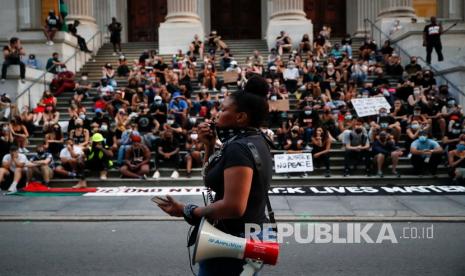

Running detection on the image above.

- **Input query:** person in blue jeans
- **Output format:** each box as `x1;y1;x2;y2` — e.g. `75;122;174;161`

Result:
117;123;140;166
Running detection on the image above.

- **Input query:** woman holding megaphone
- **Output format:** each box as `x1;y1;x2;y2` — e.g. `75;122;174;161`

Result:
157;74;277;275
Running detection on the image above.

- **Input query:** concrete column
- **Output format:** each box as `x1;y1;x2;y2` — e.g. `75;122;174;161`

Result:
66;0;95;24
270;0;307;20
159;0;204;54
348;0;383;37
378;0;416;18
266;0;313;50
375;0;416;41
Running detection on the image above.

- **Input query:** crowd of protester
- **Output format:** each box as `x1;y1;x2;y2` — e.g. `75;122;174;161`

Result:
1;21;464;192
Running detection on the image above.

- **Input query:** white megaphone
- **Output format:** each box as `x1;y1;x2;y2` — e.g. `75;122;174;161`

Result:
192;218;279;276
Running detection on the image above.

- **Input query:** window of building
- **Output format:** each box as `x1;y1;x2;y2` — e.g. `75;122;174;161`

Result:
18;0;42;30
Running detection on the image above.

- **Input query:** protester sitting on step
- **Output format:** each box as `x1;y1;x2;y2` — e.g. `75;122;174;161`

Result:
9;117;29;154
42;105;60;132
43;123;63;159
119;134;151;179
372;131;403;178
184;127;204;178
410;130;443;176
448;135;465;183
46;52;65;74
1;37;26;84
74;133;114;188
311;127;332;177
43;9;61;46
276;31;292;56
189;34;204;59
0;145;28;193
33;91;56;127
74;72;91;103
55;139;84;180
152;129;180;179
69;119;90;149
51;66;76;97
28;144;54;186
67;20;92;54
343;119;371;176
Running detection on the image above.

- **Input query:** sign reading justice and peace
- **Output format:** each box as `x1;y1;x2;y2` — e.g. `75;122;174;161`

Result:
274;153;313;173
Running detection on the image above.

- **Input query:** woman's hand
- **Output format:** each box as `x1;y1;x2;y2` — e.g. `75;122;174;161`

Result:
157;195;185;217
198;121;216;148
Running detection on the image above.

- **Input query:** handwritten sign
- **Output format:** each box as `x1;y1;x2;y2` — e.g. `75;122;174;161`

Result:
269;99;290;112
223;71;239;84
351;97;391;117
274;153;313;173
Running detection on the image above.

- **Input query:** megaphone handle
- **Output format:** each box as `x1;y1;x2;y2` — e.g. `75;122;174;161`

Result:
240;259;263;276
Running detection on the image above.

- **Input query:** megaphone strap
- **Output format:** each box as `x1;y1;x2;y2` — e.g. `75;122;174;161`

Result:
246;142;276;227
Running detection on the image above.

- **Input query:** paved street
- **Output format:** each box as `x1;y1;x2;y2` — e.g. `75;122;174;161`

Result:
1;221;464;276
2;193;465;220
2;192;465;275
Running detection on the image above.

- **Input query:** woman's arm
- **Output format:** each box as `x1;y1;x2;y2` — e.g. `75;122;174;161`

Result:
159;166;253;219
194;166;253;219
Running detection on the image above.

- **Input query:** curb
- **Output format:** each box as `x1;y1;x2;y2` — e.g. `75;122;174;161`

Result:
1;216;465;222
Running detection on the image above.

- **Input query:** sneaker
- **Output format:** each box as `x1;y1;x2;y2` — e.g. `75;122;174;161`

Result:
392;170;401;178
152;170;160;179
7;186;17;193
186;172;192;178
171;170;179;179
100;173;107;180
377;171;384;178
49;41;54;46
141;174;148;180
20;79;26;84
33;121;40;127
112;52;117;56
212;88;218;92
1;79;5;84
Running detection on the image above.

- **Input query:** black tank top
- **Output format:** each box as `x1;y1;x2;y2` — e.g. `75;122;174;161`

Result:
72;130;85;144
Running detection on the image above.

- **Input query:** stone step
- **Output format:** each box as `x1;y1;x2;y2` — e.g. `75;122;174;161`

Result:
48;174;449;188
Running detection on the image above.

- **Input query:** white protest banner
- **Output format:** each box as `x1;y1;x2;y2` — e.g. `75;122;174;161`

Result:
351;97;391;117
274;153;313;173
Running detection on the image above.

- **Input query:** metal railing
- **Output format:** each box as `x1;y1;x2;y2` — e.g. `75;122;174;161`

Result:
363;18;464;98
14;30;103;109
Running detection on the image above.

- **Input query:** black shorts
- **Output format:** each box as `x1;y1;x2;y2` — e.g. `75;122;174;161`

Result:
110;33;121;44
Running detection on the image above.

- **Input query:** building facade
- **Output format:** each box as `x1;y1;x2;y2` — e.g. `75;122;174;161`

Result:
2;1;464;45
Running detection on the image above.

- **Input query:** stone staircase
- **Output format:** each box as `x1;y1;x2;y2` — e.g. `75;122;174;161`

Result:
25;39;449;187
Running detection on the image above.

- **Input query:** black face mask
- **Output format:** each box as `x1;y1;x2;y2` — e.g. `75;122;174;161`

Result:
215;126;259;144
355;128;363;134
37;150;45;155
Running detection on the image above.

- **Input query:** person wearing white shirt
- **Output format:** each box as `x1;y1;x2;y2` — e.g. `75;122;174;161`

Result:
283;61;300;93
54;139;85;179
0;146;28;193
